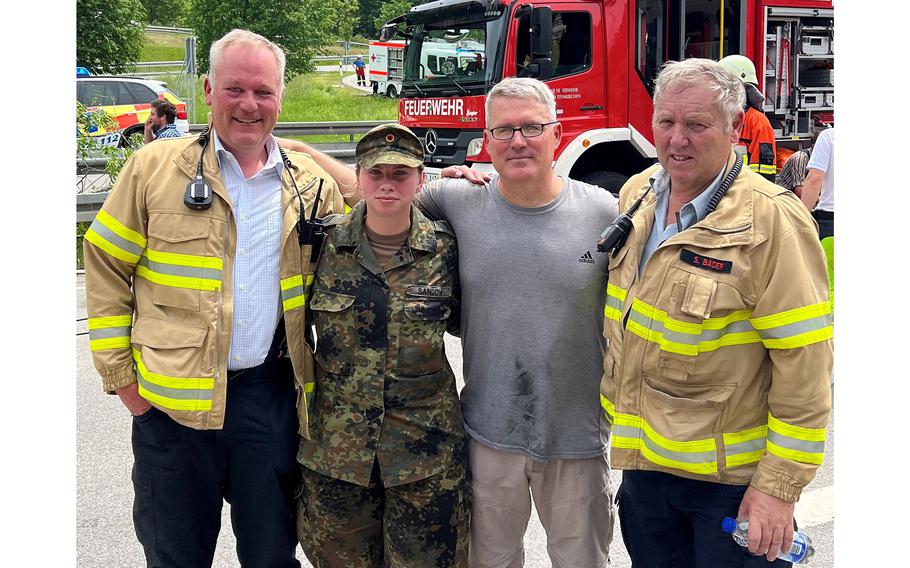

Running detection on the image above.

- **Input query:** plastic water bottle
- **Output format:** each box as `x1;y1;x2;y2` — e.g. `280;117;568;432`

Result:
721;517;815;564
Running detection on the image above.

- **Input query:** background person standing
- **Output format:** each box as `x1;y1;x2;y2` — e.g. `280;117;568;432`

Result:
142;98;182;143
719;54;778;182
801;127;834;239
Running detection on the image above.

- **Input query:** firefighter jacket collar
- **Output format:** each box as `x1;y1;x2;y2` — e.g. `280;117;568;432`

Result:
631;151;757;251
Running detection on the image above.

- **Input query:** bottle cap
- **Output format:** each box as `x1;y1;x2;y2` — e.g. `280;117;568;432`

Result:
721;517;738;534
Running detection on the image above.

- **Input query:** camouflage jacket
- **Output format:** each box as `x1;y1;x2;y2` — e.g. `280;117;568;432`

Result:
297;201;465;487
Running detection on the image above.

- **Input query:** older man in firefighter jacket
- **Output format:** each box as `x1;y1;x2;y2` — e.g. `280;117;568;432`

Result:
601;58;832;567
83;29;353;567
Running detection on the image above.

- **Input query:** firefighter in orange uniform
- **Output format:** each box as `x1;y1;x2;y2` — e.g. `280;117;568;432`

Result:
720;55;778;182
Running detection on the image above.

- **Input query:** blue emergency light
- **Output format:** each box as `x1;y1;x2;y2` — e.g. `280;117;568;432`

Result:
77;67;91;77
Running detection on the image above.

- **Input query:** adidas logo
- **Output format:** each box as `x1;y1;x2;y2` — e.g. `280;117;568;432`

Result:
578;251;595;264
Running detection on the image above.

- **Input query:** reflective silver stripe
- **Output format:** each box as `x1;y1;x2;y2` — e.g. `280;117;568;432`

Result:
606;295;624;313
89;326;131;341
137;368;214;401
89;219;145;259
614;424;717;464
756;313;833;340
137;256;223;282
281;283;306;302
726;437;766;456
767;430;825;454
629;309;755;345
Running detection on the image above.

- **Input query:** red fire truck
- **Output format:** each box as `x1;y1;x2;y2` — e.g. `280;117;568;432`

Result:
383;0;834;193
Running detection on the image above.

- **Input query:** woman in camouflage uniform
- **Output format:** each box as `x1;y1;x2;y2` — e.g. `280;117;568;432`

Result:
296;124;468;567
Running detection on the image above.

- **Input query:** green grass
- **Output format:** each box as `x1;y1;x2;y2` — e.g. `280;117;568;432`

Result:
141;32;192;62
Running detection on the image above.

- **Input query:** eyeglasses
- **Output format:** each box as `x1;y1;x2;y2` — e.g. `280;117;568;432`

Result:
487;121;558;141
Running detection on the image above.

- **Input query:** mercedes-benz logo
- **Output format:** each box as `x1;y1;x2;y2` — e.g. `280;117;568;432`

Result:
424;129;438;156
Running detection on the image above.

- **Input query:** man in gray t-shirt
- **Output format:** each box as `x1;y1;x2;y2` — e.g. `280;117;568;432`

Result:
419;77;619;567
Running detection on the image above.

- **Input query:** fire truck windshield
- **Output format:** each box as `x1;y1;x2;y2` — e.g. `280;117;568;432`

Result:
402;13;507;97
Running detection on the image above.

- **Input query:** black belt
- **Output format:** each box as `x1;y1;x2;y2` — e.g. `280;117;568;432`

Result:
812;209;834;220
227;318;289;379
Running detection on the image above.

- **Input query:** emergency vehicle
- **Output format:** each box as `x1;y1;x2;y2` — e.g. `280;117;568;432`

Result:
76;68;190;147
383;0;834;193
369;39;406;98
369;38;486;98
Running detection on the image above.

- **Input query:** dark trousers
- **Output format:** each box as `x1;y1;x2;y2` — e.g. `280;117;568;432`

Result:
131;356;301;568
618;470;791;568
812;210;834;240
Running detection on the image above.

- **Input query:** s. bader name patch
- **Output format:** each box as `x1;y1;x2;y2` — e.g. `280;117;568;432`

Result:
680;249;732;274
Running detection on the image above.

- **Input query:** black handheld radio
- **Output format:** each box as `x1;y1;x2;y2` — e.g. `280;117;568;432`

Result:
596;189;651;257
184;128;214;210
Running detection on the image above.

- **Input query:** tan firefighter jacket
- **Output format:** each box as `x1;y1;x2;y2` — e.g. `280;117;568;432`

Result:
84;133;350;434
601;152;832;502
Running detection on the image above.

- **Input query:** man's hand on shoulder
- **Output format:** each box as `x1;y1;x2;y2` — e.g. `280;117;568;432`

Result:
737;485;796;561
116;382;152;416
439;165;490;185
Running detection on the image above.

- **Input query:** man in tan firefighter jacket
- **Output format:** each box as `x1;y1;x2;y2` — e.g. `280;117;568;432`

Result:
720;54;778;182
83;29;354;567
602;59;832;566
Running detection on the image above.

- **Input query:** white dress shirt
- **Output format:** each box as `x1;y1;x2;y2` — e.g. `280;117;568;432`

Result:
212;131;285;370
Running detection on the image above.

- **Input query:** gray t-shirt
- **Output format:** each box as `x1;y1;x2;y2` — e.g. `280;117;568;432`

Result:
419;175;618;459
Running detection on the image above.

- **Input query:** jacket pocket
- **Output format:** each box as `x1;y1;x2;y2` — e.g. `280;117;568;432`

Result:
144;214;218;312
310;290;357;375
639;376;736;475
397;297;450;376
131;317;214;411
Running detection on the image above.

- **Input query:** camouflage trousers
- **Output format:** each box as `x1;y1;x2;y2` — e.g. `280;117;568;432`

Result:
297;458;469;567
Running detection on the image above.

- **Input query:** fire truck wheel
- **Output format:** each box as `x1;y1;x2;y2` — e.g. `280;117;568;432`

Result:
387;85;398;99
579;171;627;197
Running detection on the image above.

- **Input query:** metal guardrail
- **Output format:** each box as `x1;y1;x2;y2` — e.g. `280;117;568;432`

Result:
189;120;391;137
146;25;194;35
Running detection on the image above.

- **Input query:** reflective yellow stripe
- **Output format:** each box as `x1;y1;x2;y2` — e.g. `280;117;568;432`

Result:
144;248;223;270
88;315;133;351
90;337;131;351
758;164;777;175
280;274;314;312
84;210;147;264
604;394;718;475
627;299;761;356
766;413;826;464
723;424;768;467
87;315;132;329
600;394;614;424
605;283;627;321
135;248;224;292
95;210;147;249
135;265;222;291
751;302;833;349
132;348;214;412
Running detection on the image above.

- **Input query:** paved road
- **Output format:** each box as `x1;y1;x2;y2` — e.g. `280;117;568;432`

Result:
76;272;833;566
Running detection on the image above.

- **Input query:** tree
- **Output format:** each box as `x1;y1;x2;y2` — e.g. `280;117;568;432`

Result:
189;0;335;81
140;0;190;26
76;0;148;74
374;0;413;35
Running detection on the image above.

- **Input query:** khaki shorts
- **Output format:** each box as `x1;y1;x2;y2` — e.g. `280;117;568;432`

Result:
467;438;614;568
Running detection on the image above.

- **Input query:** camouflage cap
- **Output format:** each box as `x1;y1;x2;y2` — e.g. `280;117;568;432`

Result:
356;123;424;168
